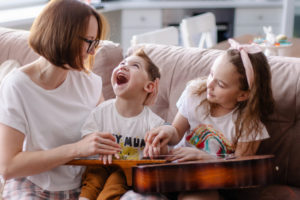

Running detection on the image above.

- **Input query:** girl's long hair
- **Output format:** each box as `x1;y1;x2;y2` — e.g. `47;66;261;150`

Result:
191;49;275;152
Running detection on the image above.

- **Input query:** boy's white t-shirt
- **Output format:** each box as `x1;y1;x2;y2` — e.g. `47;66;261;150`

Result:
0;68;102;191
81;99;165;159
176;83;269;156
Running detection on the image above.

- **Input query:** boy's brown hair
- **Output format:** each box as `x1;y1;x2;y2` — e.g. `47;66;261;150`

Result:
29;0;108;71
132;48;160;81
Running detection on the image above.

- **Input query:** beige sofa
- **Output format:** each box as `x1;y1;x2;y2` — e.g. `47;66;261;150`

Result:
1;27;300;199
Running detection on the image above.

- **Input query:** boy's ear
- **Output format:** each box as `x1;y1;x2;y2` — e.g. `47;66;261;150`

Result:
237;90;250;102
144;81;155;93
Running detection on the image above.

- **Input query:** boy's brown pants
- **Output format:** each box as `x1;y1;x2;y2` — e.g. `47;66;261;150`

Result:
80;165;129;200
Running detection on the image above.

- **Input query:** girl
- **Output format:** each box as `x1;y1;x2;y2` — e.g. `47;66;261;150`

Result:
143;39;275;200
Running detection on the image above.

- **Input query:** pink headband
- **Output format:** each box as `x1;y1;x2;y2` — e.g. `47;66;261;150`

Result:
228;39;262;89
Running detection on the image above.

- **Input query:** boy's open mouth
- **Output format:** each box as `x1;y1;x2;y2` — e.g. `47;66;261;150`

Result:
116;73;128;85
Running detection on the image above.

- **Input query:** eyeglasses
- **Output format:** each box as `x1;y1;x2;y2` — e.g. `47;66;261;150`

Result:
80;36;100;53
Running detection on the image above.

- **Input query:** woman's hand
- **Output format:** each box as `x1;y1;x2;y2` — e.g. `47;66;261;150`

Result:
75;132;121;158
143;125;177;158
167;147;214;162
144;78;159;106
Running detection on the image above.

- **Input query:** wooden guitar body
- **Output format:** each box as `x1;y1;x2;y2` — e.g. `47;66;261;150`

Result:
132;155;274;193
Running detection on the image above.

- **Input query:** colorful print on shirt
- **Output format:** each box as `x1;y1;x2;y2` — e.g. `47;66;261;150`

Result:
114;134;145;160
186;124;235;158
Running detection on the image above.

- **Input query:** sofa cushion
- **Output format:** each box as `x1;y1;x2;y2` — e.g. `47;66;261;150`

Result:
0;27;123;100
129;44;222;122
0;59;20;85
0;27;38;65
93;41;123;100
131;43;300;188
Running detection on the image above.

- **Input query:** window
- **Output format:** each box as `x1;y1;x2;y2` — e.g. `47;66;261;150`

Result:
0;0;47;10
0;0;47;29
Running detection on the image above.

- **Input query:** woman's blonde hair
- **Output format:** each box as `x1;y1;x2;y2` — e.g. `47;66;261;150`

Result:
29;0;108;71
191;50;275;150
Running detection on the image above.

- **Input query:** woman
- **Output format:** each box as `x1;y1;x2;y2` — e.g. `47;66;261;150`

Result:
0;0;121;199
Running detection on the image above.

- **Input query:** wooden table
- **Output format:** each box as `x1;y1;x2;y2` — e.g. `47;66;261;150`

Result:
211;34;300;58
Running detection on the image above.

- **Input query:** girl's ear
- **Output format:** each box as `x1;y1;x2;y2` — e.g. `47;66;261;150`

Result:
237;90;250;102
144;81;155;93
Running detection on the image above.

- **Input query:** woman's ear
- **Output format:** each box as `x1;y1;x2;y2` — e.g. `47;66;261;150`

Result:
144;81;155;93
237;90;250;102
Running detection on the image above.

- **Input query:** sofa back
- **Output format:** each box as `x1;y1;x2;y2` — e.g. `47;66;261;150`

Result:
0;27;123;100
134;43;300;188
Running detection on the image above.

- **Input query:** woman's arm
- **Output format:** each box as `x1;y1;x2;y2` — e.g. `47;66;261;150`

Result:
0;123;121;180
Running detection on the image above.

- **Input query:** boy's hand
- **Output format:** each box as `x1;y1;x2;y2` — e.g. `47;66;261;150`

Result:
98;154;112;164
98;153;120;164
144;78;159;106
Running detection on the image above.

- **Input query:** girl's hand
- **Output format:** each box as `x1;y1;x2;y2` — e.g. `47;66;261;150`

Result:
144;78;159;106
144;125;176;158
168;147;214;162
75;132;121;158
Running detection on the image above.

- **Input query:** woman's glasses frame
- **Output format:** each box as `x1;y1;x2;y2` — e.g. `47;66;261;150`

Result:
79;36;100;53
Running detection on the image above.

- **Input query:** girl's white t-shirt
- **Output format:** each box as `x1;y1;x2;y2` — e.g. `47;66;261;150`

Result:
176;83;269;156
0;68;102;191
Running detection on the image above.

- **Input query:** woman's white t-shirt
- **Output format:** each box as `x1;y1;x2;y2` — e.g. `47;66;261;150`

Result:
0;68;102;191
176;82;269;156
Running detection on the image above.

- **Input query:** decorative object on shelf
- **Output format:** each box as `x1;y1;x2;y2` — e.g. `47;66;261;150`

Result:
253;26;292;56
263;26;276;46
